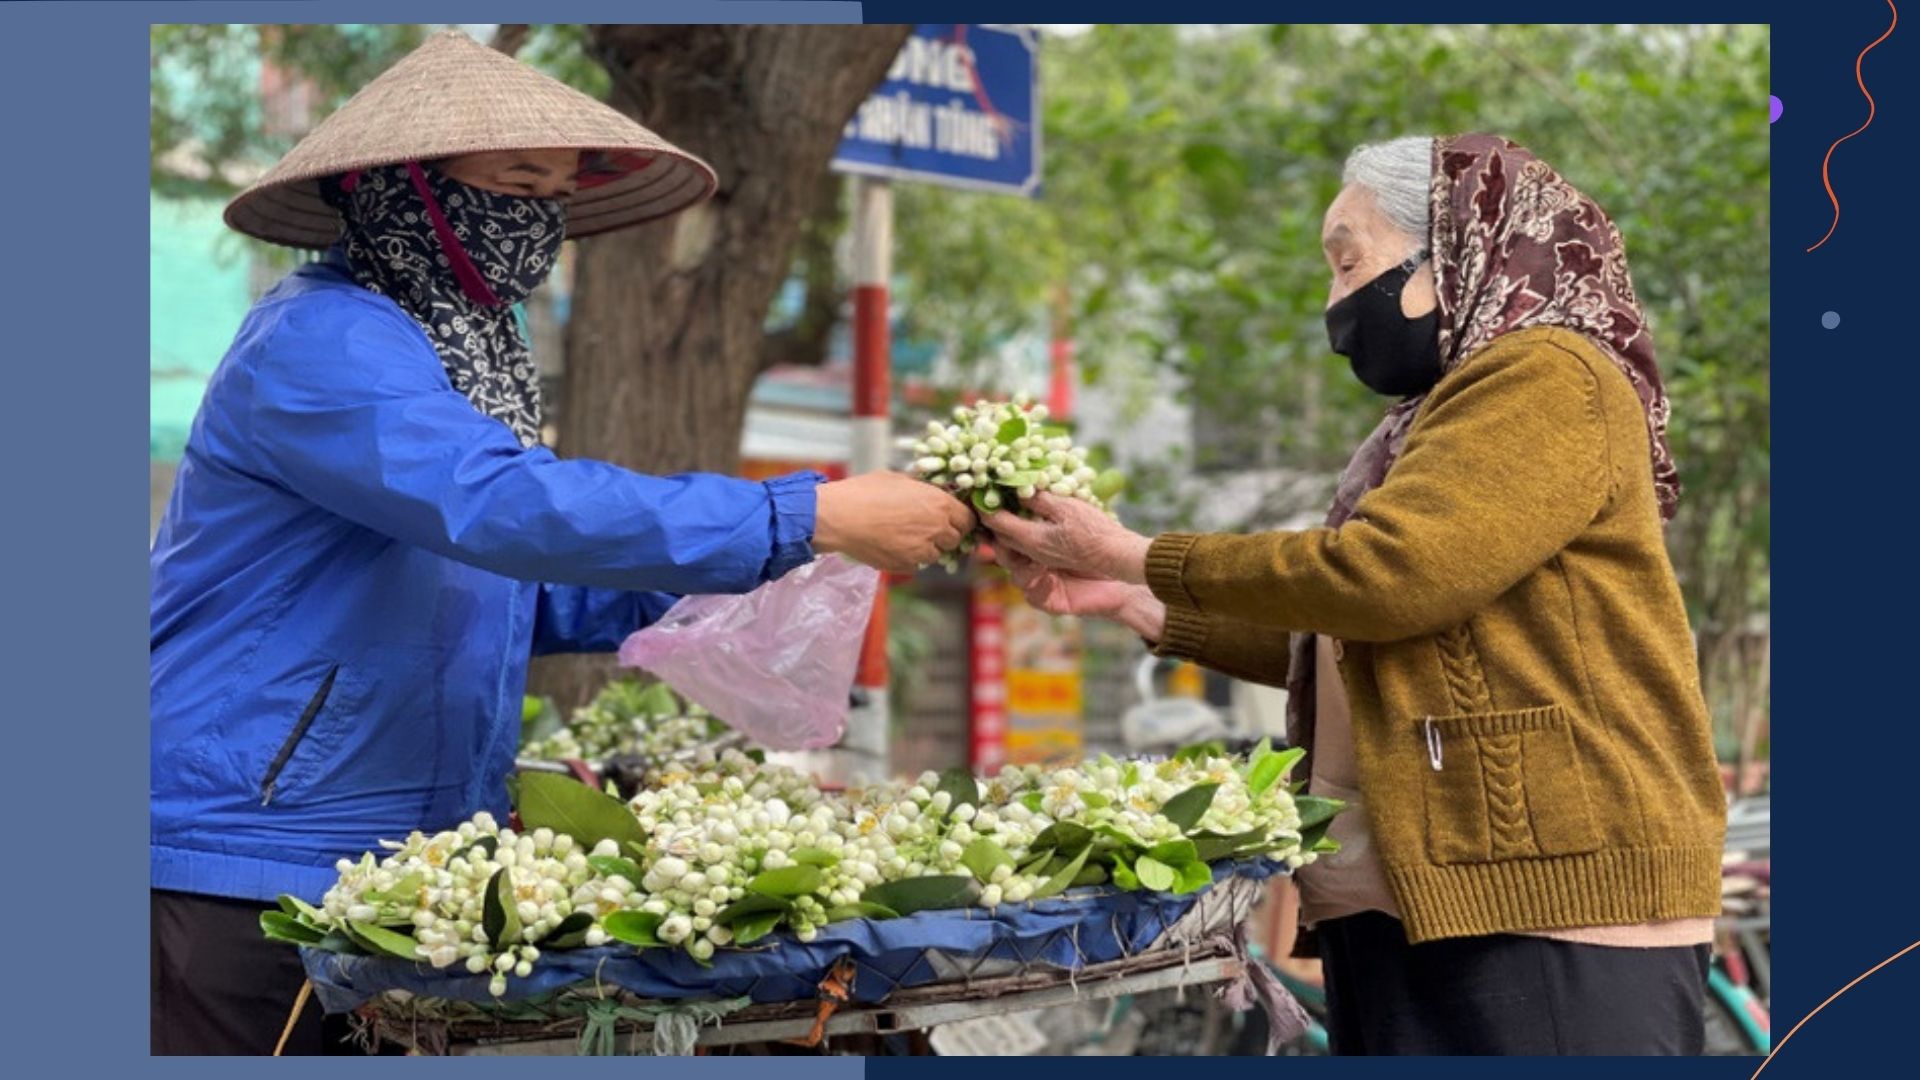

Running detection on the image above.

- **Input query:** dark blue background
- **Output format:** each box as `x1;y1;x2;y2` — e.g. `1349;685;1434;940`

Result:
7;1;1907;1074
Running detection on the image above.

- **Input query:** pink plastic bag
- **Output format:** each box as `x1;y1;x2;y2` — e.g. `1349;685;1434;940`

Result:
617;555;880;750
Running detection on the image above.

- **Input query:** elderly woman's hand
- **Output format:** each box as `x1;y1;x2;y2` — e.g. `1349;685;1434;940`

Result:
982;493;1153;585
998;546;1168;643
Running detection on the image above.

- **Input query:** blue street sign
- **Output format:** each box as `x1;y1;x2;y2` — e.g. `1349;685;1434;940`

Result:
832;24;1041;198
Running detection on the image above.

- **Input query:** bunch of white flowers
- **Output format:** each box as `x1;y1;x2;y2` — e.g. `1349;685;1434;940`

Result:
906;395;1123;570
319;812;622;996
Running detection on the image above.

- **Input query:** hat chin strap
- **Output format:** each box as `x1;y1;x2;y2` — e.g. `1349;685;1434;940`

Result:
406;161;504;307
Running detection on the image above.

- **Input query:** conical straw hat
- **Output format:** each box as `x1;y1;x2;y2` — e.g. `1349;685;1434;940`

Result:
225;30;717;249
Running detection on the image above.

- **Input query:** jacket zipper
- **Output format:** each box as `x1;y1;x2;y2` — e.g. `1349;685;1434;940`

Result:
260;664;339;806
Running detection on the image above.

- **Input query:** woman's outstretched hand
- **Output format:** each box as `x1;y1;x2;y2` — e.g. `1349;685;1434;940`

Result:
996;539;1168;644
982;493;1153;585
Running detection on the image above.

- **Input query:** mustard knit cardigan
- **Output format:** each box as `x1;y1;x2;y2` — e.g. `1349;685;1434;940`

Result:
1145;327;1726;943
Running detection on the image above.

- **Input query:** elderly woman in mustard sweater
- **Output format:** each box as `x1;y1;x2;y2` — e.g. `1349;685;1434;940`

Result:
987;134;1727;1056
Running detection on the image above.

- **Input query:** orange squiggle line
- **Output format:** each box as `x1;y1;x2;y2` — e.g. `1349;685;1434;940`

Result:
1807;0;1899;252
1750;938;1919;1078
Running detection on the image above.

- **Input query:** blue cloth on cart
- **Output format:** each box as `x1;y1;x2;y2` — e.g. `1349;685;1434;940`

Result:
304;860;1283;1014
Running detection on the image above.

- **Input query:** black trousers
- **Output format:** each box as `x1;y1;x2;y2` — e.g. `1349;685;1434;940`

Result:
151;889;372;1056
1318;911;1709;1056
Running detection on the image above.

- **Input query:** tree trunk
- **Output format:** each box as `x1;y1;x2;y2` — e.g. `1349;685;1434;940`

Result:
528;24;911;710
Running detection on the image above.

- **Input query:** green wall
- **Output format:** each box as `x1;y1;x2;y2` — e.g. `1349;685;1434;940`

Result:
151;191;254;462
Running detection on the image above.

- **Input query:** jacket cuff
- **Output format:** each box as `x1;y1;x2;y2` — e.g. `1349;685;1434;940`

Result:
763;471;827;580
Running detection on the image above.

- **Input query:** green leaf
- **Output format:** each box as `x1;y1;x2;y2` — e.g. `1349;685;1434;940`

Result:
1092;468;1127;502
1134;856;1177;892
347;921;422;961
826;902;900;922
861;875;980;915
732;910;785;945
1111;857;1141;891
1160;782;1220;831
1176;861;1216;894
1192;828;1268;863
717;893;789;925
602;910;663;947
934;767;980;815
1004;471;1045;488
1019;791;1046;814
1295;795;1346;830
1312;835;1343;855
1147;839;1198;866
1018;851;1054;877
1031;822;1093;857
1094;823;1148;855
1041;424;1072;440
276;894;327;925
1247;746;1305;797
1172;740;1226;764
1299;819;1337;853
1032;846;1093;900
260;910;326;946
1072;863;1110;888
791;848;841;868
961;837;1014;882
1123;762;1140;787
748;865;824;898
543;911;596;949
482;868;521;947
308;930;363;956
971;486;998;515
1080;790;1110;810
512;771;646;852
633;681;681;718
587;855;646;886
997;415;1028;443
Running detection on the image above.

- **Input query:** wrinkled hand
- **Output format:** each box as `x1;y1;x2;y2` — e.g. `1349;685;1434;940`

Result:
997;546;1131;617
814;472;973;573
997;546;1168;643
983;493;1152;585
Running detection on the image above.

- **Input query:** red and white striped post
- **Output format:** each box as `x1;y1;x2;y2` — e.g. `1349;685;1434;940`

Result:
846;177;894;784
1048;284;1075;421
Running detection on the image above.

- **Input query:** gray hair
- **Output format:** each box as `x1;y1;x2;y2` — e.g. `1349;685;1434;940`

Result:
1342;136;1435;245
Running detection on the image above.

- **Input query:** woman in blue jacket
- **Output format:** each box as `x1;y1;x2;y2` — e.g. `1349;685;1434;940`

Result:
149;32;970;1054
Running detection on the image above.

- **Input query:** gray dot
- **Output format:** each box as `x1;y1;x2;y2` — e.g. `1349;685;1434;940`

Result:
1822;311;1841;329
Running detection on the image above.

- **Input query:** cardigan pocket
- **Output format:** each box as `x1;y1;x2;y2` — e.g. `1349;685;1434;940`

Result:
1418;704;1601;865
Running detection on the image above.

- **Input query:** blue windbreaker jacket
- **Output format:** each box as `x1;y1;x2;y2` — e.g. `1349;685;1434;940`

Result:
150;257;822;904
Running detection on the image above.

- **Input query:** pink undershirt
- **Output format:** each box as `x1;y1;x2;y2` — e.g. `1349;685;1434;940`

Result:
1294;636;1714;948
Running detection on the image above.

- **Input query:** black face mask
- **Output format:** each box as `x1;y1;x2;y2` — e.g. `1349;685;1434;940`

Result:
1325;252;1442;398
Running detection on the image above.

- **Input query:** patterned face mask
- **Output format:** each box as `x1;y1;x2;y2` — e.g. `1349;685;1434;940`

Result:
319;162;568;448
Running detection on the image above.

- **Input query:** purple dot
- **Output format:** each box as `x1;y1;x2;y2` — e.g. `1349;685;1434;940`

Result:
1770;96;1782;124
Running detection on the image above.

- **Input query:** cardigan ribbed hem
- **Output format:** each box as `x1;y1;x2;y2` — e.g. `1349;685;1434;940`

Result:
1151;604;1212;660
1145;533;1201;607
1144;533;1207;658
1385;843;1723;944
